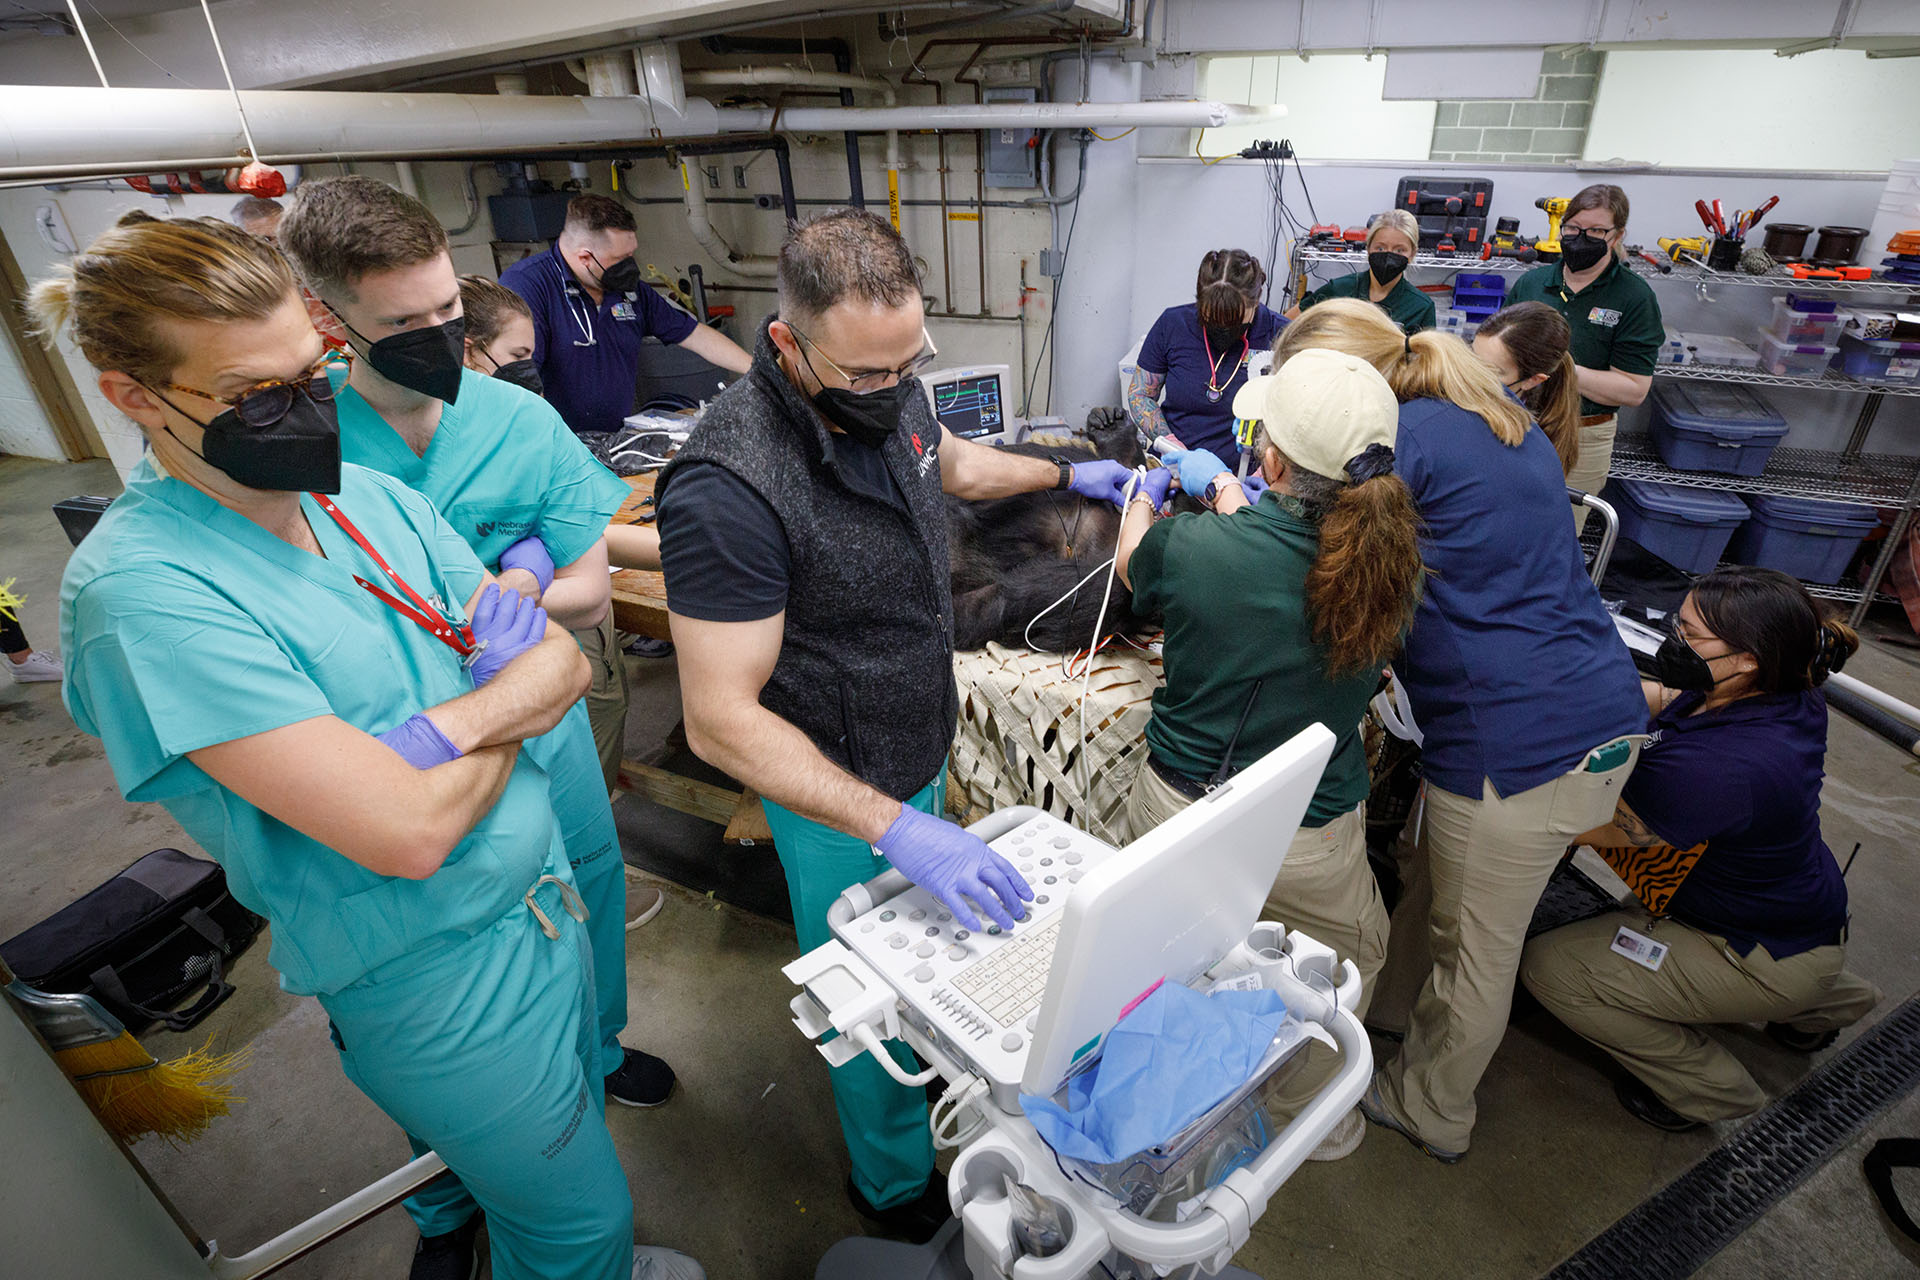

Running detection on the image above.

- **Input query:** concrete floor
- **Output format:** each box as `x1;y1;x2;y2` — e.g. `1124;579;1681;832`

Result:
4;451;1919;1279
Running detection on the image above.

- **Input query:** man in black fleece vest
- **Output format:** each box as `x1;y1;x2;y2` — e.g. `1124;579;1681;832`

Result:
655;209;1136;1241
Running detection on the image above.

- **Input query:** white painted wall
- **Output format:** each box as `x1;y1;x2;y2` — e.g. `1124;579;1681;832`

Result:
0;306;58;460
1198;54;1437;160
1586;50;1920;171
1059;152;1915;458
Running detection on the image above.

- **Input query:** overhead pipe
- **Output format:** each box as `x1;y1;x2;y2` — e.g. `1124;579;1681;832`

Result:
701;33;865;210
892;0;1078;38
0;86;1279;182
683;67;903;229
631;134;797;225
681;158;778;278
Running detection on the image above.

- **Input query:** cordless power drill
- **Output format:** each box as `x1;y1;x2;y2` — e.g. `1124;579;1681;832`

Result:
1534;196;1568;260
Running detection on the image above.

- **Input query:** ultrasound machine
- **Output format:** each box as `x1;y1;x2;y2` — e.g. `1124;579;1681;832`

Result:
784;727;1372;1280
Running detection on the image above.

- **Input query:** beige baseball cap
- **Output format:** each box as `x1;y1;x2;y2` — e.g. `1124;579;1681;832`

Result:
1230;347;1398;482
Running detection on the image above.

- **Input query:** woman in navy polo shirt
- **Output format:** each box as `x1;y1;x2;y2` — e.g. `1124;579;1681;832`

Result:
1273;298;1647;1164
1522;568;1880;1132
1127;249;1286;460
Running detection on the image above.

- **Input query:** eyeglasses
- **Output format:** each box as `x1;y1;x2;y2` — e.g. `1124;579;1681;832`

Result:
1564;225;1615;239
151;352;344;429
789;324;938;395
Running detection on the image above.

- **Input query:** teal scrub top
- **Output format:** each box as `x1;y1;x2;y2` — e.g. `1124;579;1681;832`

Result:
60;459;569;997
336;367;627;572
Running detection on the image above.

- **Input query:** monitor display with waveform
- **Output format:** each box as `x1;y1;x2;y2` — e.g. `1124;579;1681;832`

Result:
933;372;1005;438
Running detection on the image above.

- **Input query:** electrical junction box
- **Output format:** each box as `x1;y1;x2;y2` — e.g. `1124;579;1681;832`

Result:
982;86;1038;189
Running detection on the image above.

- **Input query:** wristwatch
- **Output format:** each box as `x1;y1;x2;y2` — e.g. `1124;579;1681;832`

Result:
1055;460;1074;491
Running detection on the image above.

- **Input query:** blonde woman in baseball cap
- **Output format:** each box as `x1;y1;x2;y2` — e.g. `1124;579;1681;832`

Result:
1111;347;1424;1161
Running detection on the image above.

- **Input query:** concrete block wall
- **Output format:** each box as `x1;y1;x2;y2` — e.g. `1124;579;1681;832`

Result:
1429;49;1603;163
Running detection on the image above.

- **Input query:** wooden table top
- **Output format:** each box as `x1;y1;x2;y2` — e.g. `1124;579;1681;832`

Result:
609;473;670;640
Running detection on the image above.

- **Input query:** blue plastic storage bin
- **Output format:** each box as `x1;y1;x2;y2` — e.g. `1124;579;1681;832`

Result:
1603;479;1750;574
1834;334;1920;384
1450;272;1506;321
1727;495;1880;585
1647;381;1789;477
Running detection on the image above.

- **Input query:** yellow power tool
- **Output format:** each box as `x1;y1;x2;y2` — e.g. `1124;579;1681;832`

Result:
1534;195;1568;258
1658;235;1710;269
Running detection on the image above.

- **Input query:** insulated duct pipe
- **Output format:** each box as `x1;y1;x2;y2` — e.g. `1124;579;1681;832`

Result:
682;67;903;228
0;86;1279;181
701;33;865;211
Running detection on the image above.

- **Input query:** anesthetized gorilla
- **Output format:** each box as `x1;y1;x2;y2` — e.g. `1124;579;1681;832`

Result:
948;407;1190;652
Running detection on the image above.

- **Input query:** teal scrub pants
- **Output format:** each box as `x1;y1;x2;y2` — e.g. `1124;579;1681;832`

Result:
762;770;943;1211
323;878;633;1280
403;702;629;1239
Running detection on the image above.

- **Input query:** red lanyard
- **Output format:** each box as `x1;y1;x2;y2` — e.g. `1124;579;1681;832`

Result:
310;493;477;660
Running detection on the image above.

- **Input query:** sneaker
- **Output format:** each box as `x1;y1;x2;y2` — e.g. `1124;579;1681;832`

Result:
625;636;675;659
4;650;61;683
1357;1077;1465;1164
409;1212;482;1280
1765;1021;1839;1054
1613;1075;1704;1133
631;1245;706;1279
606;1046;676;1107
1305;1107;1366;1162
845;1173;952;1244
626;883;665;932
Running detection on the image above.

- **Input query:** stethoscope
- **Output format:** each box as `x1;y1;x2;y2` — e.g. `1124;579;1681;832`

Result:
555;255;598;348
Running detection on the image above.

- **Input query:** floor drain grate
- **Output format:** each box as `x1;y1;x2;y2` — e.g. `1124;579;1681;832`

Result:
1546;992;1920;1279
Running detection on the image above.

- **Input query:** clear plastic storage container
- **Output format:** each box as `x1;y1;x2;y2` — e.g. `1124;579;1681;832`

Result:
1673;332;1761;370
1764;297;1846;346
1603;479;1750;574
1756;331;1840;378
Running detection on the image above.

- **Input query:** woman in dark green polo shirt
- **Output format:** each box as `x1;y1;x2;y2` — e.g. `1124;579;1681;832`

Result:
1288;209;1436;335
1509;183;1664;524
1110;347;1425;1161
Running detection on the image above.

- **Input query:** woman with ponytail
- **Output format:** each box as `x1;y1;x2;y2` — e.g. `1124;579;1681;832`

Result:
1273;298;1647;1164
1523;567;1879;1133
1474;300;1583;480
1111;347;1422;1162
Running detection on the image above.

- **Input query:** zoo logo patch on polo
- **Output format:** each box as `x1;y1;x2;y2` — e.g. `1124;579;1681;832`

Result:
1588;307;1623;328
611;301;637;321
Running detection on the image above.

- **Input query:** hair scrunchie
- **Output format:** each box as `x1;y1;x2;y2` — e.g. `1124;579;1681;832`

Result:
1346;442;1396;484
1404;332;1414;356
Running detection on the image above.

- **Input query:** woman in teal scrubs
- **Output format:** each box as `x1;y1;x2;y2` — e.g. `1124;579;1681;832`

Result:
37;212;701;1280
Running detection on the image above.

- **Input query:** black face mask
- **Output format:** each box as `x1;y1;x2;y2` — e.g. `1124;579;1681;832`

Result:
1560;231;1612;272
158;386;342;494
1653;628;1732;693
489;357;544;396
1204;322;1250;355
337;312;465;405
592;253;642;295
811;380;916;450
1368;251;1410;285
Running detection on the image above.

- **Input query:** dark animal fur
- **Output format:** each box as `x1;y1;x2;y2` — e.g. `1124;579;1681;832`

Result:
947;409;1169;652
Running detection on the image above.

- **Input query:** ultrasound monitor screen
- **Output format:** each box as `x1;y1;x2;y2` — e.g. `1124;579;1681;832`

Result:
933;373;1005;438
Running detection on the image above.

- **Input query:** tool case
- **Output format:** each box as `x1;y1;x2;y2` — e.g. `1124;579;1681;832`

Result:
1395;175;1494;252
1;848;264;1033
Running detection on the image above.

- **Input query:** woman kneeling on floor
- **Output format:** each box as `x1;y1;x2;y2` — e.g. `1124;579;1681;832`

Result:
1521;567;1881;1132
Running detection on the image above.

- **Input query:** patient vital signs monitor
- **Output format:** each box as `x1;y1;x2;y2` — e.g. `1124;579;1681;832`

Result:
924;364;1010;440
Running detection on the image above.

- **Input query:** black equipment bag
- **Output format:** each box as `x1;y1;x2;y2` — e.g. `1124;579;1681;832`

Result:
0;848;264;1033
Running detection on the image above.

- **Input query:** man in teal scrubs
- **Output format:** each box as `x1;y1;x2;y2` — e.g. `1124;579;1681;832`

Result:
280;177;674;1264
45;210;700;1280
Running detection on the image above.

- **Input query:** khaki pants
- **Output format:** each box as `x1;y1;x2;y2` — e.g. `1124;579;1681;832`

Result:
1521;906;1880;1121
1126;763;1388;1117
572;612;630;792
1371;743;1640;1153
1567;414;1617;533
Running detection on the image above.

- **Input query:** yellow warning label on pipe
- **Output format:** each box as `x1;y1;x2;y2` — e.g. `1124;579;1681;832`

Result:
948;211;981;222
887;170;901;231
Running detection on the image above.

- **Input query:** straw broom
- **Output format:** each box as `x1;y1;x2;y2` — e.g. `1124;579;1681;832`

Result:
2;958;248;1144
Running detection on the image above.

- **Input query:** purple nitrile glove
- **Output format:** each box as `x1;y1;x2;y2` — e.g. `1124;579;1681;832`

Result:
1238;471;1269;504
1126;466;1174;513
1066;459;1136;507
376;712;463;769
499;535;555;595
873;804;1035;933
1160;448;1233;497
467;582;549;687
